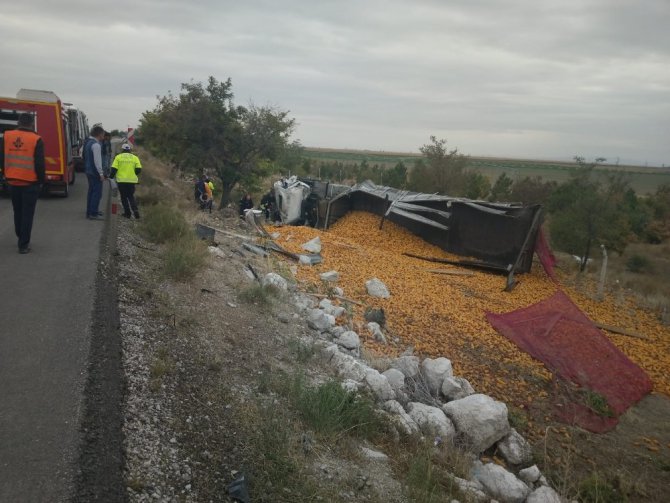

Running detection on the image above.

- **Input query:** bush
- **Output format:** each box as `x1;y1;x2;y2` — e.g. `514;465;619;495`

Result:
162;235;208;281
269;374;381;439
625;254;652;274
579;473;626;503
237;283;281;306
136;185;169;206
141;203;190;243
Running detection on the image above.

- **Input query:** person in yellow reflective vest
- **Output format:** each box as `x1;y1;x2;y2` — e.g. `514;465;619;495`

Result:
110;143;142;219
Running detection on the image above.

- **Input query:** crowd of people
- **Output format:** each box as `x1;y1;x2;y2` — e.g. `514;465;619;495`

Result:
0;115;142;254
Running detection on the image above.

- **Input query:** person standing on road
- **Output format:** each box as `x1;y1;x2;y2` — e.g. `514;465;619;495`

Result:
0;113;45;254
110;143;142;219
101;131;112;177
83;125;106;219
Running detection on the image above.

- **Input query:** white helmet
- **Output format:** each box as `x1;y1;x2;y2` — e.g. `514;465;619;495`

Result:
121;143;132;151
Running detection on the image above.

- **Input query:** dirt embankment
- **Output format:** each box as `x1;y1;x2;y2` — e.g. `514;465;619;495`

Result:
82;150;670;502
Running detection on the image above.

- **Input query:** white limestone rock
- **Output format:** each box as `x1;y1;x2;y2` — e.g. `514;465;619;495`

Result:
526;486;563;503
451;476;488;502
341;379;360;393
301;236;322;253
367;322;387;344
518;465;542;485
383;400;420;435
208;246;226;258
319;270;339;282
332;286;344;296
442;394;510;453
472;462;531;503
329;325;346;338
364;369;395;401
391;355;420;379
307;309;336;331
407;402;456;439
294;294;316;312
322;346;368;382
441;376;475;401
334;331;360;350
365;278;390;299
421;357;453;396
382;368;406;392
496;428;533;466
262;272;288;291
360;446;389;461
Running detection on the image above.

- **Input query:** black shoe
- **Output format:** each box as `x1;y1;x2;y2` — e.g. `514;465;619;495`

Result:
134;213;140;219
97;211;104;216
19;246;31;254
87;215;103;220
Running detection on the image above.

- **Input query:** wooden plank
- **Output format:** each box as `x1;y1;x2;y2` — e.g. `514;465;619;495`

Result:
424;268;474;277
403;252;508;273
308;293;366;306
594;322;649;340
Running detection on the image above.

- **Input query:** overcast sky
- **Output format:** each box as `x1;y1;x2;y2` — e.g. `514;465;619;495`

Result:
1;0;668;165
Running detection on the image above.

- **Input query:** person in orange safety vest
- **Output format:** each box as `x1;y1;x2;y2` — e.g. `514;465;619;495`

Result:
0;113;45;254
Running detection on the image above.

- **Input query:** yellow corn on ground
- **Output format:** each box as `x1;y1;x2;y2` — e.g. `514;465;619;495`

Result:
269;212;670;411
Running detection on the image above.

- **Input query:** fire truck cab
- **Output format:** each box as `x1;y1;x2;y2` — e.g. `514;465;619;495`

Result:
1;89;80;197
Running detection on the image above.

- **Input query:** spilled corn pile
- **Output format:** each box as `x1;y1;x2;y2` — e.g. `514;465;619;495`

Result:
269;212;670;419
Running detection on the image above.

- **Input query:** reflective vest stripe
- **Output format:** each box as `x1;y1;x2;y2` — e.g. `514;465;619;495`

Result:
6;153;35;162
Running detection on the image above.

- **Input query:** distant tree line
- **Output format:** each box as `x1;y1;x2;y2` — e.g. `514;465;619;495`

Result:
302;140;670;271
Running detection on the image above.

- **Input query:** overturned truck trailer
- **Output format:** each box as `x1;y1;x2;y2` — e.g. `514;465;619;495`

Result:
310;181;543;290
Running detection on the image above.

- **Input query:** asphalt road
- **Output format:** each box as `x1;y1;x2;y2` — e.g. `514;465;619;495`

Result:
0;178;109;502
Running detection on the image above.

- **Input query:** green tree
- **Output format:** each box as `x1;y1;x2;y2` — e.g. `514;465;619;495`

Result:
464;172;491;199
138;76;296;207
384;161;408;189
489;172;514;202
409;136;470;195
547;157;631;271
509;176;557;205
645;184;670;242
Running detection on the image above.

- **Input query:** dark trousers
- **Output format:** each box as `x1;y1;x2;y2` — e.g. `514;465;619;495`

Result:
86;173;103;217
118;183;139;216
10;184;40;249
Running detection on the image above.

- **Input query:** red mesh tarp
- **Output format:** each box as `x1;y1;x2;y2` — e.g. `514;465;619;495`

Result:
534;227;558;282
486;291;652;432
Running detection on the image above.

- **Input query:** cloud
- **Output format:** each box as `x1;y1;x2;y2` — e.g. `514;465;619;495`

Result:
1;0;668;164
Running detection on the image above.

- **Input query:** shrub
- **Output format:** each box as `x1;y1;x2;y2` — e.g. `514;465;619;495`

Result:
269;374;381;439
141;203;190;243
238;284;280;306
625;254;652;274
579;473;626;503
136;185;169;206
162;235;208;281
583;390;615;418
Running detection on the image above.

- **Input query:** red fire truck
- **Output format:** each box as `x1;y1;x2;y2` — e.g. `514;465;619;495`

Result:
1;89;88;197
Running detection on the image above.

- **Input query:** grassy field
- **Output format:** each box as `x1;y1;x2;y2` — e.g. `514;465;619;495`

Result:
304;147;670;195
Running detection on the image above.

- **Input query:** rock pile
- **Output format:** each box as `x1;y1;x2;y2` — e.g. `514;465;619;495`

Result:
291;284;563;503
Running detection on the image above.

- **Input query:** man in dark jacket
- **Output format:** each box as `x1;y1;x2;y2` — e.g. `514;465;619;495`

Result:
0;113;46;253
239;193;254;216
83;125;106;219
